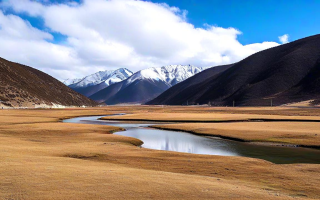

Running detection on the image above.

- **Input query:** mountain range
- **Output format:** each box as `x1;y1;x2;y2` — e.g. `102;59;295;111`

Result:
89;65;204;104
147;34;320;106
0;57;97;108
4;34;320;108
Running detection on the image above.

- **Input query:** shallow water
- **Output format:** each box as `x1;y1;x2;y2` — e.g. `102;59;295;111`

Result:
63;115;320;164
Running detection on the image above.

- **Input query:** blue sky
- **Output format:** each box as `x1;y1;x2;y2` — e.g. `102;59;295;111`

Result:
0;0;318;79
150;0;320;44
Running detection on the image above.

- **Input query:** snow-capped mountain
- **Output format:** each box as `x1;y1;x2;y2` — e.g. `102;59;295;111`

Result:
125;65;204;87
90;65;205;104
65;68;133;97
67;68;133;88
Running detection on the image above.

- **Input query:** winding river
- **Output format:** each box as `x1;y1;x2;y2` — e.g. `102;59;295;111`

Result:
63;115;320;164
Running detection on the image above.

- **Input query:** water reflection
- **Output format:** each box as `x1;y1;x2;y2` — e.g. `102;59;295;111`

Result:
63;115;320;164
117;128;238;156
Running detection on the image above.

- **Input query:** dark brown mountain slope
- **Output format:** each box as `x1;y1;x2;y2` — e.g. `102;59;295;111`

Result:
0;57;97;107
71;82;108;97
147;34;320;106
146;64;234;105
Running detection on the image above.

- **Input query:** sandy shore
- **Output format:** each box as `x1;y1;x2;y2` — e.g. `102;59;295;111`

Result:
0;106;320;199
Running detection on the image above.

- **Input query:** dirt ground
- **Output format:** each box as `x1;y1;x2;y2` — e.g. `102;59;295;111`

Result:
1;106;320;199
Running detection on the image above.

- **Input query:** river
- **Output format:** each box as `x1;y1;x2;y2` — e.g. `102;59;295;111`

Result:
63;115;320;164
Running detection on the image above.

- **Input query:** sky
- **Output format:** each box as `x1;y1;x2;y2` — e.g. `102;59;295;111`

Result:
0;0;318;80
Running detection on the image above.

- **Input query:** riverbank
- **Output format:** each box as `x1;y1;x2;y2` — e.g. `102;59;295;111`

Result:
101;111;320;147
100;112;320;122
1;107;320;199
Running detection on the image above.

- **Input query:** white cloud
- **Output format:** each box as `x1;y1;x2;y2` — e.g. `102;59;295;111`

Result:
279;34;289;44
0;11;52;40
1;0;45;16
0;0;280;80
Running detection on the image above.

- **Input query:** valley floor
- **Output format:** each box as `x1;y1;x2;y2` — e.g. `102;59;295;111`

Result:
1;106;320;199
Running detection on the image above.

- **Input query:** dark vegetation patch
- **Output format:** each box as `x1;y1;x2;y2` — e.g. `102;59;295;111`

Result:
64;153;102;160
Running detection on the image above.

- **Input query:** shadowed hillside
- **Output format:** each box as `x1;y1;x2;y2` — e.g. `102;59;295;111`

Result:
71;82;109;97
0;57;97;107
89;78;170;104
147;34;320;106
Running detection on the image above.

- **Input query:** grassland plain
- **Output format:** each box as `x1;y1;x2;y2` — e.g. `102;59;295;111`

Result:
0;106;320;199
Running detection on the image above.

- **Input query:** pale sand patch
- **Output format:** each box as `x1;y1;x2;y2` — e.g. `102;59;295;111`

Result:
283;100;315;107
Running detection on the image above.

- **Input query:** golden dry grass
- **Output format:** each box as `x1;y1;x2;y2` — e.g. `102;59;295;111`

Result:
0;107;319;199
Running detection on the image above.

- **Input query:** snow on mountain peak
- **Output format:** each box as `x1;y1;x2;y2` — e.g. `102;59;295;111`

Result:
63;78;82;86
158;65;204;85
125;65;203;86
65;65;204;92
65;68;133;88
